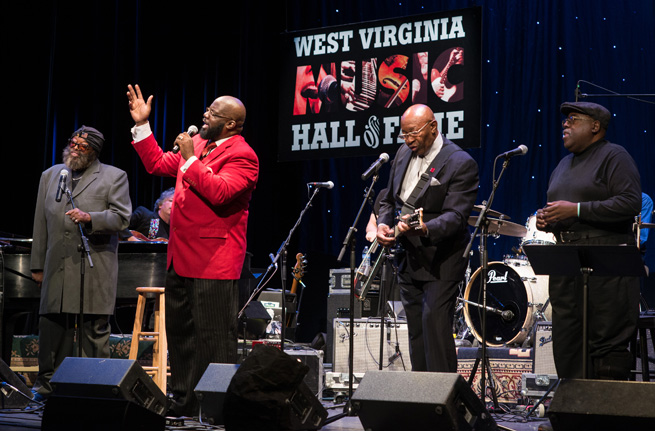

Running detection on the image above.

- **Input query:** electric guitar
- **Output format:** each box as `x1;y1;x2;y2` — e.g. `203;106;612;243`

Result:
355;208;424;299
432;48;462;102
287;253;307;327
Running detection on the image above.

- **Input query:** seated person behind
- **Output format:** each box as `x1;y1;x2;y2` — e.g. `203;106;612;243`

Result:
122;188;174;241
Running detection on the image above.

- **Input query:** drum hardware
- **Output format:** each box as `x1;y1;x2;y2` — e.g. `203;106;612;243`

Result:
458;297;516;322
472;204;510;220
462;153;525;409
468;216;528;238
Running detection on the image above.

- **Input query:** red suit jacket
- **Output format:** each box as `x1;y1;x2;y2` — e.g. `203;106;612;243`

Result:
133;133;259;280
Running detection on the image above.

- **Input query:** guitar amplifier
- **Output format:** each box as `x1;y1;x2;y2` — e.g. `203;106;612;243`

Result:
533;321;557;376
332;318;410;374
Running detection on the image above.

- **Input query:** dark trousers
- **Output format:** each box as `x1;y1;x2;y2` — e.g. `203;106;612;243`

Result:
165;264;239;416
34;313;110;395
550;273;640;379
398;272;459;372
549;233;641;379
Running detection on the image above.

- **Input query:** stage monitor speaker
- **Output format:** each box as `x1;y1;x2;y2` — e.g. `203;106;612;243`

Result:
0;357;32;409
46;357;168;415
352;370;496;431
194;363;240;425
548;378;655;430
42;396;165;431
224;344;327;430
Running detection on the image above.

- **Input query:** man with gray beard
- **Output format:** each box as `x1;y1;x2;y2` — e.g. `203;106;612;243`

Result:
30;126;132;401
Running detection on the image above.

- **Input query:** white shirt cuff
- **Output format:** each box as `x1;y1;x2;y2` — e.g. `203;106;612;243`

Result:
181;156;198;173
131;122;153;142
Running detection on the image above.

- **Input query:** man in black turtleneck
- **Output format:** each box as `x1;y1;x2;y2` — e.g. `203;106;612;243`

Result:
30;126;132;401
536;102;641;380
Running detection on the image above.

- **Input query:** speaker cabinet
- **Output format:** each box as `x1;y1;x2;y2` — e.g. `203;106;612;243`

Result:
352;371;496;431
534;321;557;376
42;357;168;428
332;318;410;373
194;363;240;425
0;357;32;408
224;344;327;430
548;378;655;430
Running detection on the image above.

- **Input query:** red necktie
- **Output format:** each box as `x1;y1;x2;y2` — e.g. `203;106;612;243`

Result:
200;142;217;160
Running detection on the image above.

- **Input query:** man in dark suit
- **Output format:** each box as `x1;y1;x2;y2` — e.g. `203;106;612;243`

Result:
376;104;478;372
127;84;259;416
30;126;132;401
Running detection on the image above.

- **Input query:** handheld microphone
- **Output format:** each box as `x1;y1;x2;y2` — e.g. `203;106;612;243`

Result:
55;169;68;202
498;145;528;159
172;125;199;154
361;153;390;180
307;181;334;189
318;75;338;103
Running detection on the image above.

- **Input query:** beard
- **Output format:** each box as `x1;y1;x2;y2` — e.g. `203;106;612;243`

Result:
200;121;225;141
63;146;97;171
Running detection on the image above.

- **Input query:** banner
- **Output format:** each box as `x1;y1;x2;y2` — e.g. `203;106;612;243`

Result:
278;7;482;162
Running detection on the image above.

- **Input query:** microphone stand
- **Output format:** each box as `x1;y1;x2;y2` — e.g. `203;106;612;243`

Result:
463;155;514;411
64;188;94;358
237;186;322;354
329;174;379;422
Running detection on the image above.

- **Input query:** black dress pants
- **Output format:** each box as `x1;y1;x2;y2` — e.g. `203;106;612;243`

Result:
165;264;239;417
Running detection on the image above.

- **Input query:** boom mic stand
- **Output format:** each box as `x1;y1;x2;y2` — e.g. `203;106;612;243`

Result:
463;155;514;410
63;187;94;358
327;173;380;422
238;185;323;354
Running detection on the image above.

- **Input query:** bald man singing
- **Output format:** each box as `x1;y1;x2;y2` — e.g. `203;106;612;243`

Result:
127;84;259;417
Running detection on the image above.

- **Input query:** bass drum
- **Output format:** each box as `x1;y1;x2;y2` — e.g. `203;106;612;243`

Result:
463;261;550;347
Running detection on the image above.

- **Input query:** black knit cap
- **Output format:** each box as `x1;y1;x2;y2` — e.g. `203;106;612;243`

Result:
70;125;105;153
560;102;611;130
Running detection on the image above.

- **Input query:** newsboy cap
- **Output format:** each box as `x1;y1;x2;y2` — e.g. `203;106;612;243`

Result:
560;102;611;130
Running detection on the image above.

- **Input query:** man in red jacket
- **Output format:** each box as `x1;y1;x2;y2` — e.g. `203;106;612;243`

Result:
127;84;259;417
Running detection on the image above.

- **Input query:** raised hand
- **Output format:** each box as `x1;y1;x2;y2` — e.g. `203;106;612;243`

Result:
126;84;153;126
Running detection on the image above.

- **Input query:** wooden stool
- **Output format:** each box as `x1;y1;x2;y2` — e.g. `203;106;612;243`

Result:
129;287;169;393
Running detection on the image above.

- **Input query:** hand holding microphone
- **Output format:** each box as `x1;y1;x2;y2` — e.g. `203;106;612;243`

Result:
172;125;199;155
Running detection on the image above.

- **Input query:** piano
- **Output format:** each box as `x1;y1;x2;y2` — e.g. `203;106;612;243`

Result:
0;238;167;363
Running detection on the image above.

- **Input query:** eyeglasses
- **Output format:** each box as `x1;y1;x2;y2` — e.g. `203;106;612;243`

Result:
398;120;434;141
68;140;92;152
206;107;234;121
562;115;595;127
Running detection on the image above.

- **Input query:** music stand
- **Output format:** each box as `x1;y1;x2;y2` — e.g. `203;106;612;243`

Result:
523;244;646;378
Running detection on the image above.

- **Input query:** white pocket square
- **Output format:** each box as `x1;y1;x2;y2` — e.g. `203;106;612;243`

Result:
429;177;441;186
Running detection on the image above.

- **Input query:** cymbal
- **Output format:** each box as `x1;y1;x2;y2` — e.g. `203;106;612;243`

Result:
468;216;527;237
471;205;510;220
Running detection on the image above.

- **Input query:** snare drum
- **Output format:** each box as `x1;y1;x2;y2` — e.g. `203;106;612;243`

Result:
521;213;557;247
463;261;550;346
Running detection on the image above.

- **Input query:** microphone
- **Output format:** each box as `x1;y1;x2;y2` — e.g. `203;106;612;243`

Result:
361;153;390;180
498;145;528;159
318;75;338;103
172;125;199;154
501;310;515;321
55;169;68;202
307;181;334;189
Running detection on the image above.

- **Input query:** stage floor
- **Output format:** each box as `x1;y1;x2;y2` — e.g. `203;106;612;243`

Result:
0;403;551;431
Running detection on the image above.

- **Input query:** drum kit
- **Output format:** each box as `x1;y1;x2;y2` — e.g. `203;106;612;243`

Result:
457;206;556;348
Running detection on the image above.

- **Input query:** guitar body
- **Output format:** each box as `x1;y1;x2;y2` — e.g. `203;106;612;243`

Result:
431;76;458;102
